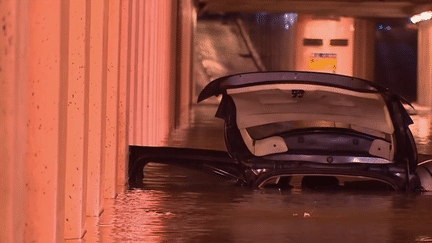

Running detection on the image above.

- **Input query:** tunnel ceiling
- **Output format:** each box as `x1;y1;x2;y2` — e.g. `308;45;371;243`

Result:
199;0;432;18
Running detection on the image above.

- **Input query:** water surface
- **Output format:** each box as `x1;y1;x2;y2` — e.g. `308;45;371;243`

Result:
82;107;432;243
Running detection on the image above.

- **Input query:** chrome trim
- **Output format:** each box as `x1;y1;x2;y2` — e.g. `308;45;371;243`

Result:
263;154;392;164
257;174;397;189
418;159;432;166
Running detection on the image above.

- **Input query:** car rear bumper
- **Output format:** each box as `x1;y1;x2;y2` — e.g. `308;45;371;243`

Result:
240;158;408;190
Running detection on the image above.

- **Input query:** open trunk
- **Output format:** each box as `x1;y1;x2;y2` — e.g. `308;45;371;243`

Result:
198;71;418;190
128;71;432;192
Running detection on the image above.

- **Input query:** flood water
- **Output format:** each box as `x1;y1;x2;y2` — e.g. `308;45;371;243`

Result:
81;105;432;243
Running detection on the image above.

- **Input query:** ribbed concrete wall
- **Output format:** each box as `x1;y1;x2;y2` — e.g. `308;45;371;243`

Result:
0;1;28;242
0;0;195;241
65;0;87;238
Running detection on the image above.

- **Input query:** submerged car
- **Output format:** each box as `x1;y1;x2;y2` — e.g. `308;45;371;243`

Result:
129;71;432;191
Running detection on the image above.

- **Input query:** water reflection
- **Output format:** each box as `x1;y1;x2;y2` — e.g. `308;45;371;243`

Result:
86;177;432;242
109;190;170;242
411;113;432;154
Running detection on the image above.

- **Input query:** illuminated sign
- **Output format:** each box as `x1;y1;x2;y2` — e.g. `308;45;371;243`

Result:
309;53;337;73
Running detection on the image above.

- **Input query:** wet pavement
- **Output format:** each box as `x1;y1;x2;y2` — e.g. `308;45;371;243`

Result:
81;19;432;242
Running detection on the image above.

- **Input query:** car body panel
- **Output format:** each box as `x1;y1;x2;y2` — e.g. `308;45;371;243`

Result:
198;71;419;190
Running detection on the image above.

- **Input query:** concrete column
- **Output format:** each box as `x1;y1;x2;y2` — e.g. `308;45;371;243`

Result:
353;18;376;81
135;0;145;145
156;1;163;144
176;0;194;128
167;0;178;133
103;0;121;199
64;0;87;239
148;0;157;145
100;0;109;206
417;19;432;107
25;0;68;241
128;0;138;145
0;1;28;242
116;0;131;192
142;0;151;145
86;0;107;217
159;2;168;144
158;0;176;144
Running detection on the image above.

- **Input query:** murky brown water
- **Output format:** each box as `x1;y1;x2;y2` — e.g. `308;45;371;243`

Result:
81;105;432;243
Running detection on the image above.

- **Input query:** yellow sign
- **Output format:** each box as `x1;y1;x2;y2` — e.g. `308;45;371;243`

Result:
309;53;337;73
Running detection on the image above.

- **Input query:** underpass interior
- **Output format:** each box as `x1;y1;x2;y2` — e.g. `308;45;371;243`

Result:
3;1;432;242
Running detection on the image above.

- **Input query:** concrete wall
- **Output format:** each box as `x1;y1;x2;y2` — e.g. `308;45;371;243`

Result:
0;0;195;241
295;14;355;76
417;19;432;107
0;1;28;242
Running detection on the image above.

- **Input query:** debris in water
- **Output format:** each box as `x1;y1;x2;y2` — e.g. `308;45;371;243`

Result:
416;236;432;242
